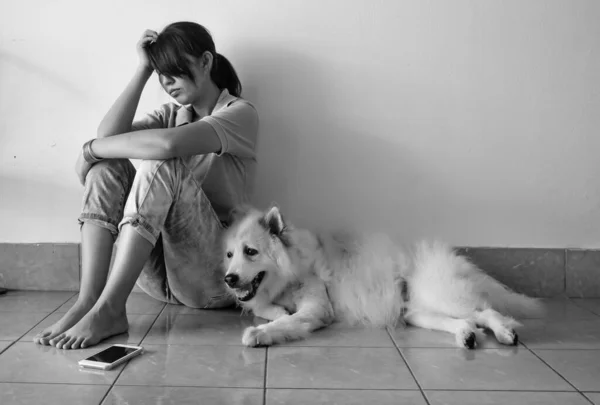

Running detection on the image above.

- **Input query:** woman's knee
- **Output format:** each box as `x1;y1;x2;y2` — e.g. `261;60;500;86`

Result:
132;158;181;194
136;158;178;176
86;159;136;185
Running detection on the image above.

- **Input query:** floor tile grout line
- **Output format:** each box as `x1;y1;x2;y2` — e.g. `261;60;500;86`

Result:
56;341;600;350
263;347;268;405
0;292;78;356
567;297;600;318
582;392;599;405
520;341;589;396
96;302;167;405
0;382;596;392
386;327;431;405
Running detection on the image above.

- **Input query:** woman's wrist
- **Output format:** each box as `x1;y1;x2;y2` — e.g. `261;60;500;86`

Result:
136;64;154;79
82;139;103;164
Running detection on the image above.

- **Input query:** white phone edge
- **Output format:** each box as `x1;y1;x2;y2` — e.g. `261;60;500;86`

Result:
78;344;144;370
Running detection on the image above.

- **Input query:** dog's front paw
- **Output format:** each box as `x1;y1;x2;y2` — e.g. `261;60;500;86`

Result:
242;325;273;347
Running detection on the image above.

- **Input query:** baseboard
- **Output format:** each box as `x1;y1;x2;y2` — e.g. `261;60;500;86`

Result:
0;243;80;291
1;243;598;297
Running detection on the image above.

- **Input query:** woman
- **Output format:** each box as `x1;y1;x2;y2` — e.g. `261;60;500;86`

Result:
33;21;259;350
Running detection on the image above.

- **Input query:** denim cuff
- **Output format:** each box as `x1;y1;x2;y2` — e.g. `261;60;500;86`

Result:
78;213;119;238
119;214;160;246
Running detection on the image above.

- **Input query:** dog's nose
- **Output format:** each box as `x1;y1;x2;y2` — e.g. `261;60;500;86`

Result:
224;273;239;287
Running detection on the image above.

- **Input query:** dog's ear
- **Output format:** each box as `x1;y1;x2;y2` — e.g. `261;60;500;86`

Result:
228;203;254;224
262;204;285;236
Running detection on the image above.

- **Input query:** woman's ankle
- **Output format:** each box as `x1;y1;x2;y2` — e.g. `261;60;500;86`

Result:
74;293;101;309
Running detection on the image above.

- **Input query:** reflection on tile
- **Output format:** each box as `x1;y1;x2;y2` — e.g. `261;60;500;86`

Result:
535;349;600;391
403;348;572;391
116;344;265;387
390;325;521;349
283;323;394;347
57;293;166;315
566;249;600;298
532;299;599;320
0;342;123;384
520;319;600;349
143;309;255;345
103;386;263;405
585;393;600;405
267;389;427;405
0;291;75;312
426;391;591;405
22;312;158;345
571;299;600;316
267;347;417;389
160;303;240;316
456;247;565;297
0;243;79;291
0;312;48;340
0;383;109;405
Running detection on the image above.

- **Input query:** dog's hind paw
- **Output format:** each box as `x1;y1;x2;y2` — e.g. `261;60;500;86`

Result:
456;330;478;349
495;328;519;346
242;325;273;347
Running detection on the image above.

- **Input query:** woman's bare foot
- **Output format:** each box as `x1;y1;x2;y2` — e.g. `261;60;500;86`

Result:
49;304;129;350
33;298;95;345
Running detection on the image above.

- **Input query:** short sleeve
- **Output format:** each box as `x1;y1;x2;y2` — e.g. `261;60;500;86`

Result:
201;100;259;158
131;105;167;131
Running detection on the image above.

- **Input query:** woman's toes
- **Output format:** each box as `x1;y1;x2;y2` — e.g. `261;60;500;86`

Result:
49;334;65;347
71;337;85;350
33;331;49;344
64;336;78;350
56;335;69;349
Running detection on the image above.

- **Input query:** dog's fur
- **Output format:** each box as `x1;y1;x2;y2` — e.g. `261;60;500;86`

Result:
222;204;544;348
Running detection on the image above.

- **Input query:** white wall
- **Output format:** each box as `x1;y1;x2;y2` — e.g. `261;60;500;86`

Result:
1;0;599;248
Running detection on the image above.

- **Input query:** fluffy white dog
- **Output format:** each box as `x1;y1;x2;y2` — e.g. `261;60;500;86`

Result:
222;204;543;349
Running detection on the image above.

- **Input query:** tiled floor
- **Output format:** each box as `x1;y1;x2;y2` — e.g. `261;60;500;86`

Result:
1;291;600;404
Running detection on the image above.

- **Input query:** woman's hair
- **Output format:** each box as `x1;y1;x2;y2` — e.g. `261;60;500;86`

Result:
148;21;242;97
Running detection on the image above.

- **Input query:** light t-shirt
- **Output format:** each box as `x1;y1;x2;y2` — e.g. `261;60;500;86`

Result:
131;89;259;224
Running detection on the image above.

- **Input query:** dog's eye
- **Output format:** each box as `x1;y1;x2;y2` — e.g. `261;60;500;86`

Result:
244;247;258;257
226;251;233;259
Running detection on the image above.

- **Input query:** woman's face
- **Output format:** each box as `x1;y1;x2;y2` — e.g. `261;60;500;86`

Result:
158;53;212;105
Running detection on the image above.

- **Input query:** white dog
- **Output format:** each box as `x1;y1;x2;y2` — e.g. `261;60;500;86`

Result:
222;204;543;349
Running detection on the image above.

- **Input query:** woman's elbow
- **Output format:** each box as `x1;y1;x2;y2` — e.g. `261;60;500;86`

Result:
162;137;182;159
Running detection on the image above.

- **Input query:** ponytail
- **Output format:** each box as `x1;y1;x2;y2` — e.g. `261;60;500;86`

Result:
212;53;242;97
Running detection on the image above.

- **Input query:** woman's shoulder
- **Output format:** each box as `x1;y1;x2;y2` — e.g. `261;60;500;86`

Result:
217;90;258;116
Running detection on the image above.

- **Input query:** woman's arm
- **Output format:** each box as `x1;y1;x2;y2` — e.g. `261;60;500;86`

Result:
96;30;158;138
96;67;153;138
89;120;222;160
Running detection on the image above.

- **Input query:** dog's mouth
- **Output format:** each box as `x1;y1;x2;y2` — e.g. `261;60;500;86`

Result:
233;271;266;302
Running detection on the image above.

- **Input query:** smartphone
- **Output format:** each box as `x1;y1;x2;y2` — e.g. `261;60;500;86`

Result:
78;344;144;370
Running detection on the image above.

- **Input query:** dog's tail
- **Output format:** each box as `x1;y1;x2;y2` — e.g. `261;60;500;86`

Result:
320;232;407;328
407;241;544;320
478;273;545;318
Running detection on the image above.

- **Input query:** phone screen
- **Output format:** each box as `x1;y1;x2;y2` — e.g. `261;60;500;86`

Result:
85;346;137;364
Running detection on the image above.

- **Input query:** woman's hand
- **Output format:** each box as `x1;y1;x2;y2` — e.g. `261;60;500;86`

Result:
137;29;158;71
75;147;93;186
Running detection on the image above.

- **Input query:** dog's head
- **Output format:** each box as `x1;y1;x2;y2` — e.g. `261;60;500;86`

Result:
222;204;295;303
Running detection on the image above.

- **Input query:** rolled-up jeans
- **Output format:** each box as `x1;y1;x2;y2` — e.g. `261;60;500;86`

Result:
77;157;234;309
